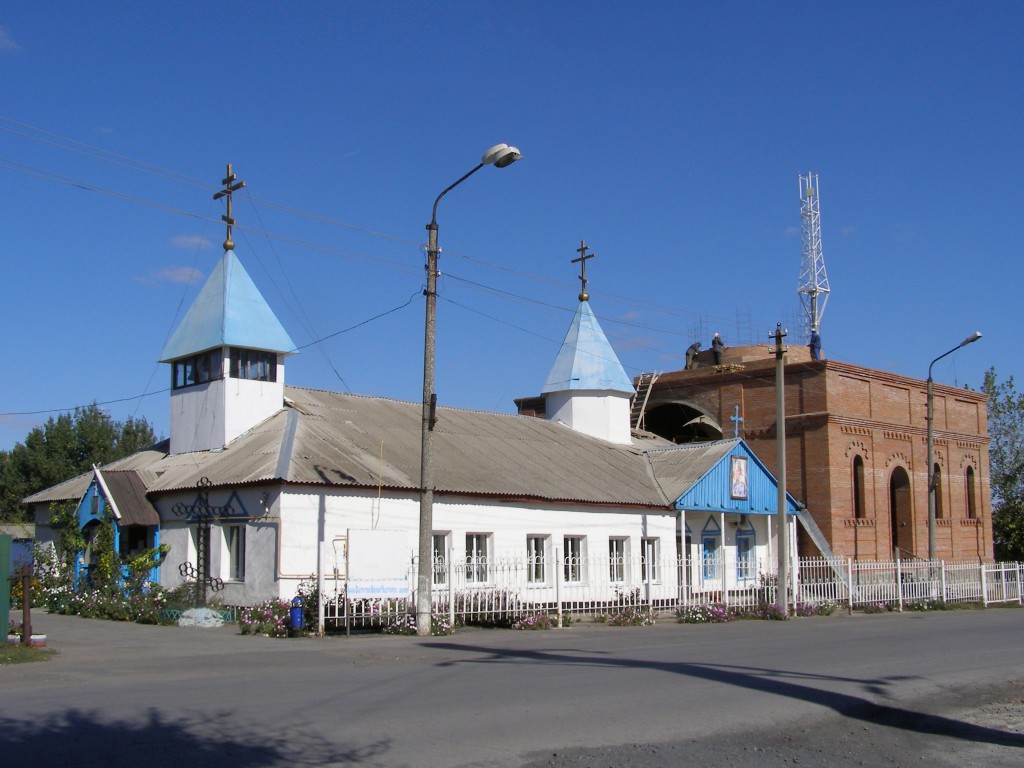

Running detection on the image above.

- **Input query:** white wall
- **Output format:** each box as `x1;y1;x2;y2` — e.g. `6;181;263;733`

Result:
168;357;286;454
153;483;793;607
545;390;633;444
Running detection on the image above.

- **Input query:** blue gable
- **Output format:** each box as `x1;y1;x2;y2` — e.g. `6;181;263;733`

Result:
674;440;799;515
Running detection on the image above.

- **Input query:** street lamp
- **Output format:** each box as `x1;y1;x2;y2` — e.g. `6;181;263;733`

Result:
417;143;522;636
926;331;982;561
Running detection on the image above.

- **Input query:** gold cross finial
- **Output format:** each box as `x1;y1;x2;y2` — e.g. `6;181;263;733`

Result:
212;164;246;252
571;239;595;301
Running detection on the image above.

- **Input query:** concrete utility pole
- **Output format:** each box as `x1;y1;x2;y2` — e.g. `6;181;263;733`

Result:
926;331;982;561
417;144;521;637
772;324;789;615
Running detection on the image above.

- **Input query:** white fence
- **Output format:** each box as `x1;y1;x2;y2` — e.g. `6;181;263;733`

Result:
318;555;1024;630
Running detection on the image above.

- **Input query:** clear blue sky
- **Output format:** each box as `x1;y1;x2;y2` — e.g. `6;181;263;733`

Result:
1;2;1019;451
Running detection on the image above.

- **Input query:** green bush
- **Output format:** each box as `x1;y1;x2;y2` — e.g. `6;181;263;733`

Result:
238;600;290;637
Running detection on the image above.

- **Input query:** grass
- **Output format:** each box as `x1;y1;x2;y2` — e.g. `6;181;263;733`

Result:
1;641;56;665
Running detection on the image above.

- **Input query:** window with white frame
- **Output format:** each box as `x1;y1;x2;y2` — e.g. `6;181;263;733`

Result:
224;525;245;581
466;533;490;583
432;532;449;585
641;537;659;582
563;535;584;583
526;535;548;584
609;537;627;582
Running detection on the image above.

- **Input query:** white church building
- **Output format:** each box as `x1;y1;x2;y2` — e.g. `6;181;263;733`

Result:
28;237;799;615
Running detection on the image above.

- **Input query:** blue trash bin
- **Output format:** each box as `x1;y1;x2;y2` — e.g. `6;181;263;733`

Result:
290;597;304;632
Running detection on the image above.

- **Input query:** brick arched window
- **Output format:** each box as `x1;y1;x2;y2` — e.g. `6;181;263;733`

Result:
966;466;978;519
853;455;866;519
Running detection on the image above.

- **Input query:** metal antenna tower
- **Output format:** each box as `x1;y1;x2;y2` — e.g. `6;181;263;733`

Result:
797;172;830;339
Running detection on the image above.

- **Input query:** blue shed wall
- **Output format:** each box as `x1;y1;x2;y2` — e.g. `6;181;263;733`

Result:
675;442;799;515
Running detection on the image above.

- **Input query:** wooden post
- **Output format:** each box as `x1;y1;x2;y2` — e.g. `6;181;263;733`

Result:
20;564;32;646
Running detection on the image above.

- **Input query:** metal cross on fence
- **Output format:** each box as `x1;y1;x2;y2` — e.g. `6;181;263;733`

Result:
171;477;231;607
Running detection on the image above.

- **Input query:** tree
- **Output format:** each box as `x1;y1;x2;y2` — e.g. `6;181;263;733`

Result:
982;368;1024;561
0;404;158;523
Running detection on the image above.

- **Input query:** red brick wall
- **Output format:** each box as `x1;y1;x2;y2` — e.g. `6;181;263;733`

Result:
643;353;992;562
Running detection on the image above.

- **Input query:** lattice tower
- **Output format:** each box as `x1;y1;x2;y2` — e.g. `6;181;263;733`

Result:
797;172;830;338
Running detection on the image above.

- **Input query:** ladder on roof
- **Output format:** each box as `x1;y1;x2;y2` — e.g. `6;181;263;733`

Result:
631;372;660;430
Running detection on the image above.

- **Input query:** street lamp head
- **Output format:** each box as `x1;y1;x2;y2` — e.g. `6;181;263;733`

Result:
482;143;522;168
960;331;982;347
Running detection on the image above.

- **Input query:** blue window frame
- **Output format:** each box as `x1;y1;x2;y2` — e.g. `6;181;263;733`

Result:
701;518;721;580
735;524;755;581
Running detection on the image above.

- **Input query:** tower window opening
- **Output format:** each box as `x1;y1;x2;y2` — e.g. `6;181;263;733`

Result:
230;348;277;383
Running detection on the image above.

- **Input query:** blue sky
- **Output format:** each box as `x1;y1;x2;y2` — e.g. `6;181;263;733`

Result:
1;2;1019;451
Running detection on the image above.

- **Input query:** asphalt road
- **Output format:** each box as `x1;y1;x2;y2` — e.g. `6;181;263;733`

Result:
2;608;1023;767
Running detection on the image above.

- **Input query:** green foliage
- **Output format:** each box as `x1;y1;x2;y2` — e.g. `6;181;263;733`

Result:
903;598;949;612
745;603;788;620
676;603;735;623
381;612;454;636
512;613;555;630
606;606;657;626
982;368;1024;560
795;600;837;617
239;600;291;637
0;404;158;523
860;601;898;614
1;644;55;665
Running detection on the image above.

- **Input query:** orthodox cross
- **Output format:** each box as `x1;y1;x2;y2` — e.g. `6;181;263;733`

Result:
572;240;595;301
171;476;232;607
213;164;246;252
731;405;744;438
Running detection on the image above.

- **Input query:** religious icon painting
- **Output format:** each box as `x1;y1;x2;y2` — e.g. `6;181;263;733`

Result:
730;456;748;500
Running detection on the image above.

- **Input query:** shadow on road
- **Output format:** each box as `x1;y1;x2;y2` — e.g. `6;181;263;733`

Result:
424;641;1024;750
0;708;393;766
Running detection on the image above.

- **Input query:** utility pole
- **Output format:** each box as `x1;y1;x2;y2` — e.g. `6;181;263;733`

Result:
773;324;790;615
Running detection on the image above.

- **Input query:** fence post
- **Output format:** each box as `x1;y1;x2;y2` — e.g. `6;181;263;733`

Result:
940;560;947;604
895;550;904;612
980;563;988;607
447;546;455;628
847;558;854;614
318;541;326;637
721;546;728;608
1018;563;1023;606
555;546;563;628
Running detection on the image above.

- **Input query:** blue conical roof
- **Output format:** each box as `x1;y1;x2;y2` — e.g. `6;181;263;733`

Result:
159;250;295;362
541;301;634;395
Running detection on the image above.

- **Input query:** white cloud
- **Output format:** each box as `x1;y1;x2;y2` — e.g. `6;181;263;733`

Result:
170;234;214;250
0;25;22;52
155;266;204;285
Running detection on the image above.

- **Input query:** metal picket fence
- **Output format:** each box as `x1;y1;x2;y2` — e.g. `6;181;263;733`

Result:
317;554;1023;630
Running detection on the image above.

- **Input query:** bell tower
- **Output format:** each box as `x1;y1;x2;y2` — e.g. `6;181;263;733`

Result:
159;166;296;454
540;241;635;444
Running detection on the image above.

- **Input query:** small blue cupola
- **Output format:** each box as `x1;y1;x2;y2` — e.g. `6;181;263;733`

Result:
541;244;635;444
160;167;297;454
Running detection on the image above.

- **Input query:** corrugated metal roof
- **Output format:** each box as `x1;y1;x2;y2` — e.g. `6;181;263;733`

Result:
23;441;172;505
26;387;780;513
98;470;160;526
